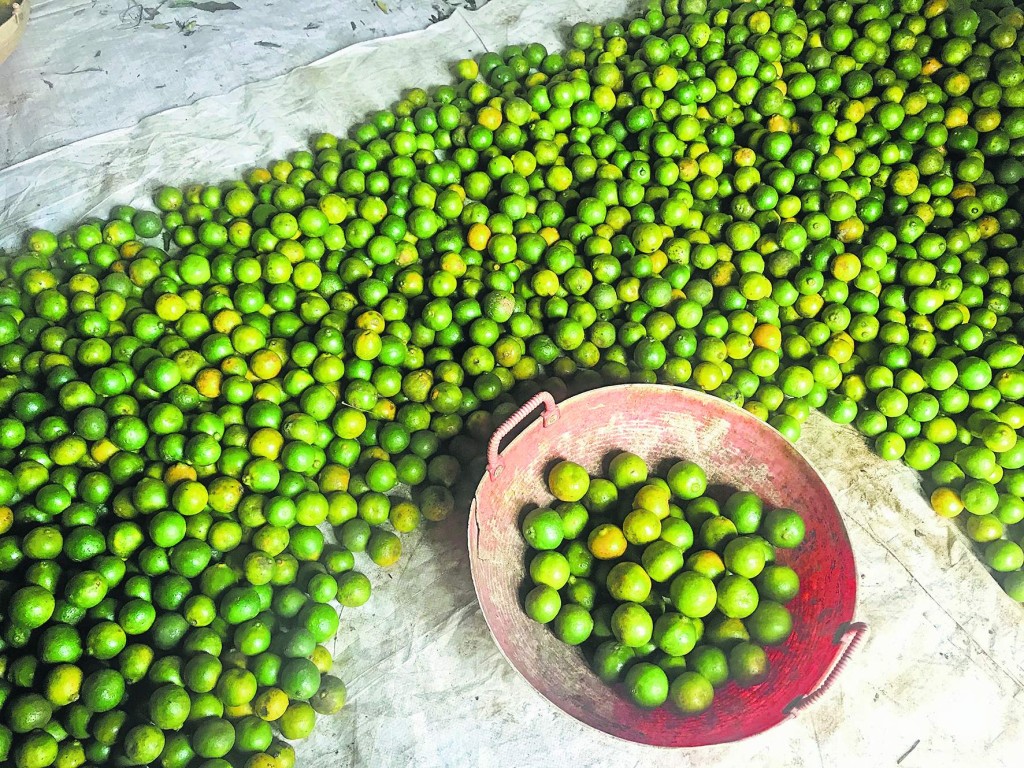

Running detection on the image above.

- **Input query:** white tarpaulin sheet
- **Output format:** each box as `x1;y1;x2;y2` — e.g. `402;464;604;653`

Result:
0;0;485;167
0;0;1022;766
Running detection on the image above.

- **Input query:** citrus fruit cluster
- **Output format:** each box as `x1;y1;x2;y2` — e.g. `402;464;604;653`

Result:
521;453;804;714
1;0;1024;762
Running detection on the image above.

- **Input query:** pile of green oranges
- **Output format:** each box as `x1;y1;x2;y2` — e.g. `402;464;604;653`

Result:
2;0;1024;762
521;453;804;713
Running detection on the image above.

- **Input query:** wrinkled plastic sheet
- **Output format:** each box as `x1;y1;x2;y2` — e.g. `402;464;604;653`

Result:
0;0;486;167
0;0;1023;765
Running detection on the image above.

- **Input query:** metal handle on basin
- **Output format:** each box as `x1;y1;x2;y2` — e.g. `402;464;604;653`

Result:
785;621;869;716
485;391;559;480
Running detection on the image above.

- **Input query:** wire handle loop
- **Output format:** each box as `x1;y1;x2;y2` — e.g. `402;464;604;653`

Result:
486;392;559;480
785;621;868;716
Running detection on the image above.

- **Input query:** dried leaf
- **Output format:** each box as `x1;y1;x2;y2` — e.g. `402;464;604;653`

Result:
54;67;104;75
193;1;239;10
171;0;239;11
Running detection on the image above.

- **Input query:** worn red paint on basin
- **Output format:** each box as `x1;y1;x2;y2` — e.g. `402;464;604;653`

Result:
468;384;859;747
